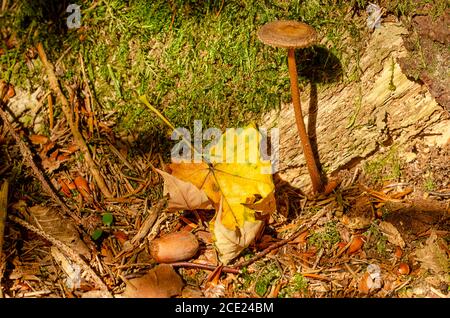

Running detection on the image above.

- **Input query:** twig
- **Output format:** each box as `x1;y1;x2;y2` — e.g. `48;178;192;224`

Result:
147;214;168;242
0;180;7;299
36;43;112;198
312;248;324;269
169;8;176;31
0;180;7;253
302;273;331;281
108;142;134;171
1;0;8;13
350;167;360;185
233;231;304;269
0;105;81;224
362;185;402;202
428;191;450;198
21;290;52;298
131;199;165;246
8;214;112;295
429;287;449;298
115;199;165;259
79;52;99;137
216;0;225;17
47;93;54;130
390;277;412;296
170;262;240;274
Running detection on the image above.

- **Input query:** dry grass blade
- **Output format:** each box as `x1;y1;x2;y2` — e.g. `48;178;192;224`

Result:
36;43;112;198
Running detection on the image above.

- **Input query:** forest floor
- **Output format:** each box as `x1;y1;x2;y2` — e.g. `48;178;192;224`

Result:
0;1;448;298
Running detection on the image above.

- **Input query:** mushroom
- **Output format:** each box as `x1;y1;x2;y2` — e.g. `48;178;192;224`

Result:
258;20;324;193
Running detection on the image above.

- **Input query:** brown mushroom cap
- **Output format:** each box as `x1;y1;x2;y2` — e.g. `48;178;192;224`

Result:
257;20;317;49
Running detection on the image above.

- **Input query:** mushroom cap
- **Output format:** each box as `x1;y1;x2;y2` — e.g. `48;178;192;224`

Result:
257;20;317;49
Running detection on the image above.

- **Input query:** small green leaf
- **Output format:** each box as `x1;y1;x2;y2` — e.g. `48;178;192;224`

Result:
102;213;114;226
92;228;103;241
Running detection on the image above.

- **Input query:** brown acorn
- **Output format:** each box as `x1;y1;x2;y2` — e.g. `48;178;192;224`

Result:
397;262;410;275
150;231;199;263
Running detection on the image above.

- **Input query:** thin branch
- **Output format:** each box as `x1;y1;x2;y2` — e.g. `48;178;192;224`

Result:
170;262;240;274
0;180;7;253
0;180;7;298
36;43;112;198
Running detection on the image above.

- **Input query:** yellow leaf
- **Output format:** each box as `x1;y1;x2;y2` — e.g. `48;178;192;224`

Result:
212;195;264;264
168;125;276;263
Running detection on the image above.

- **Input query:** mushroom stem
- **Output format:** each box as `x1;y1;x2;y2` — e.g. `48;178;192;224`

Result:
287;48;323;193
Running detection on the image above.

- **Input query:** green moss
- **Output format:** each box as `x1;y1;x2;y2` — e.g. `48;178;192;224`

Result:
385;0;448;19
4;0;372;137
423;173;436;191
364;224;390;257
254;263;281;297
363;146;402;184
279;273;308;298
376;235;389;256
308;221;341;250
237;266;253;291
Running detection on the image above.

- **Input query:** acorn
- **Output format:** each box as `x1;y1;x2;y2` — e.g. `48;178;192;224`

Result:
150;231;199;263
397;262;410;275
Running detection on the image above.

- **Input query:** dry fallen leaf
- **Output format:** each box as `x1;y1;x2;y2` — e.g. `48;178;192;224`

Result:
182;286;204;298
157;169;213;211
41;156;63;173
51;247;83;290
28;205;90;259
291;230;309;245
358;264;382;294
358;272;371;294
379;221;406;248
203;266;225;298
414;231;448;275
196;230;213;244
122;264;184;298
